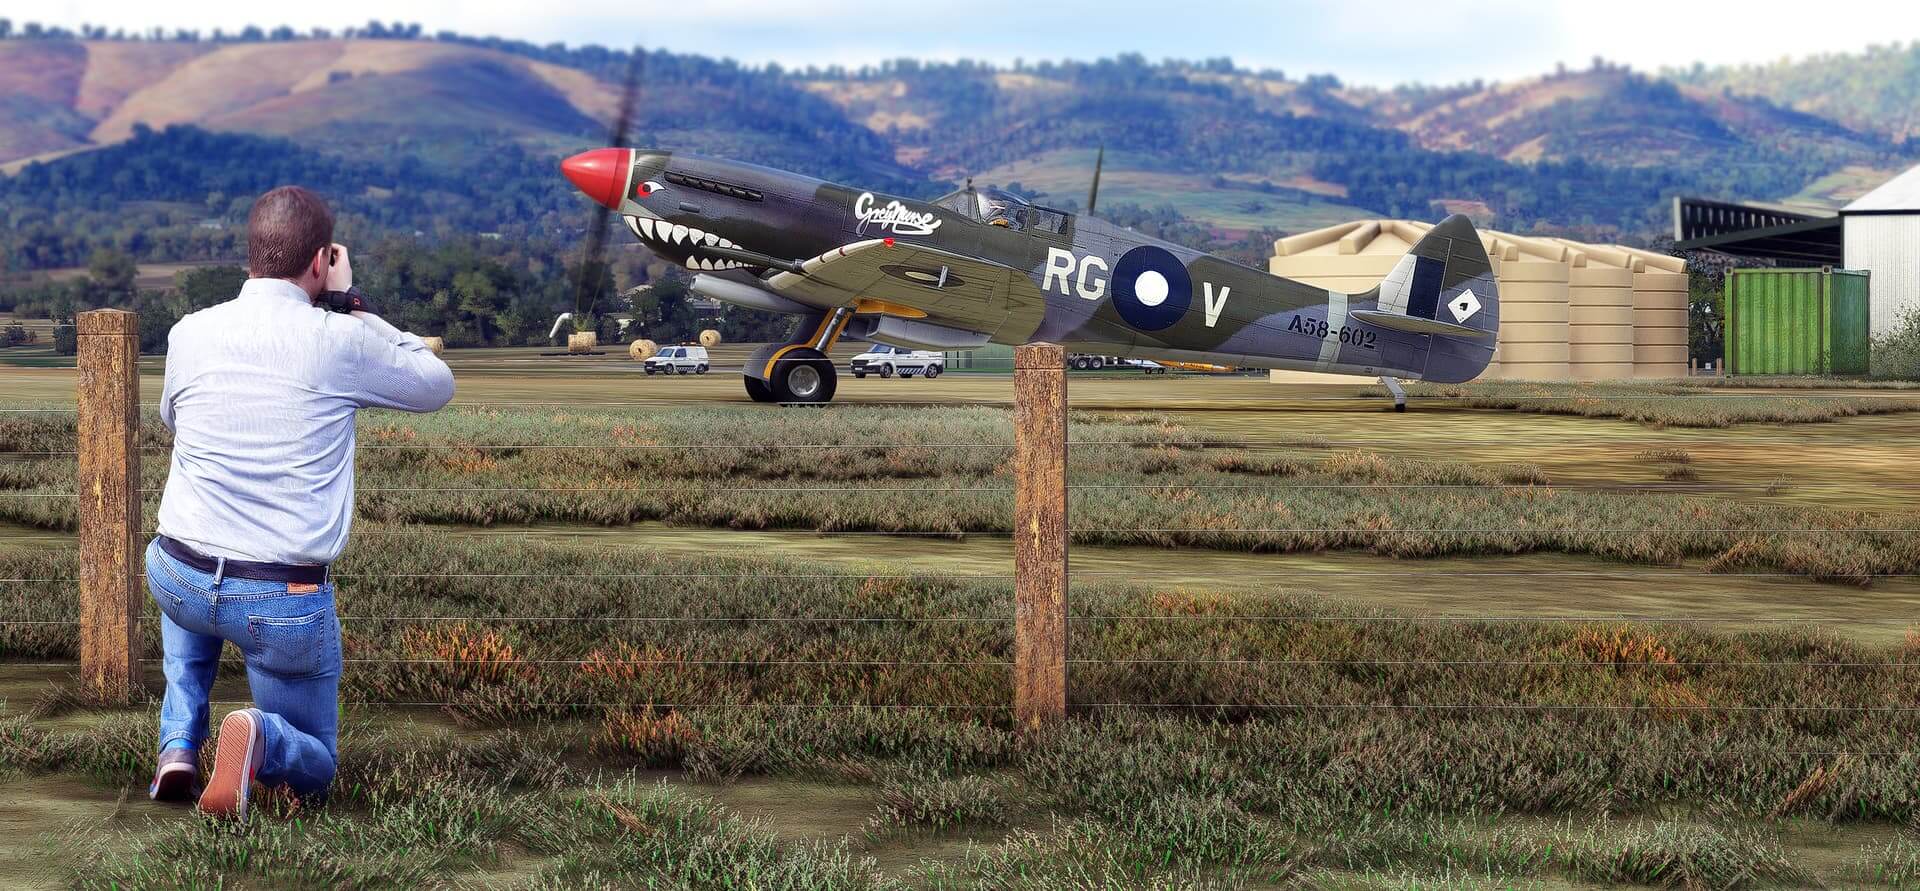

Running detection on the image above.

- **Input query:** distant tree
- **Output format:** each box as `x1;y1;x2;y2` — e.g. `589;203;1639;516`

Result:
0;19;12;39
87;248;138;298
172;265;246;306
53;317;76;355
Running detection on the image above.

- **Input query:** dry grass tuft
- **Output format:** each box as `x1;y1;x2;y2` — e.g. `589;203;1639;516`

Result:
595;707;701;766
1571;625;1682;678
400;623;522;684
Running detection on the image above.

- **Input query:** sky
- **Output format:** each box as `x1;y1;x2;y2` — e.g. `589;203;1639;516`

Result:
20;0;1920;86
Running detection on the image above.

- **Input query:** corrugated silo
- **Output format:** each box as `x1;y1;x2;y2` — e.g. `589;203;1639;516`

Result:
1546;240;1637;381
1619;246;1690;378
1478;230;1572;381
1268;220;1426;292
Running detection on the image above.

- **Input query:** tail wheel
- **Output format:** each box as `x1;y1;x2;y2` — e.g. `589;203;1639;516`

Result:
744;376;775;402
772;349;837;404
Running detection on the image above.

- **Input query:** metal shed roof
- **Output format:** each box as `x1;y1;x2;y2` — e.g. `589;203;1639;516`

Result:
1843;164;1920;214
1672;196;1842;264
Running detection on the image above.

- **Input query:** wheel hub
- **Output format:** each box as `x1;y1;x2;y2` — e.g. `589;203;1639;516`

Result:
788;364;823;398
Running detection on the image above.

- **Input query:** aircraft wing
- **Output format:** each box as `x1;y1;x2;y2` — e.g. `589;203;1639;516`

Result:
765;239;1041;335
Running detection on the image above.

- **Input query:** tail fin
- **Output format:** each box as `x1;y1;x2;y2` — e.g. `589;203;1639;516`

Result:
1352;214;1500;383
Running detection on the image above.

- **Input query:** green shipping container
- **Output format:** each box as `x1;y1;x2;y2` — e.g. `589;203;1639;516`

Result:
1725;268;1871;375
943;343;1015;371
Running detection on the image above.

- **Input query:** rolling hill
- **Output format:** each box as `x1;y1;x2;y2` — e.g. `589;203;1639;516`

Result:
0;27;1915;272
1673;41;1920;144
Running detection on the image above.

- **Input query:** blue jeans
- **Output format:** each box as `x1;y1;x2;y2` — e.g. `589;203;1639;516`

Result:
146;539;342;797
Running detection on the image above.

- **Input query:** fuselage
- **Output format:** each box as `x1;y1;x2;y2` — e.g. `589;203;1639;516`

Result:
572;148;1494;382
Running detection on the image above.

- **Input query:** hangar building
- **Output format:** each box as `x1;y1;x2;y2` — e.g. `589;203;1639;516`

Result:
1841;166;1920;337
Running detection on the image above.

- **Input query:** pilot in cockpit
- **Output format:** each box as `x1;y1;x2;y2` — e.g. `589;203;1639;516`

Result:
979;189;1025;230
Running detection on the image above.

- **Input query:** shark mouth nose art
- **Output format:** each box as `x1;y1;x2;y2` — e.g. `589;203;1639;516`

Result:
624;216;750;271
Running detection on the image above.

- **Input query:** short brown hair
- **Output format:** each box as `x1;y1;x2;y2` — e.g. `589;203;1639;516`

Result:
247;186;333;279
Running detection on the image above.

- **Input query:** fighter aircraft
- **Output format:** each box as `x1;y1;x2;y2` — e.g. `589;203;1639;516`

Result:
561;147;1500;406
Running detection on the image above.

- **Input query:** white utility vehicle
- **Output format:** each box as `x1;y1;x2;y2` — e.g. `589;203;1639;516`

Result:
643;345;710;375
849;344;945;379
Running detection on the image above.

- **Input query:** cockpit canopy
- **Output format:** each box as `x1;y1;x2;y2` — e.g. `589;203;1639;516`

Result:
932;186;1069;234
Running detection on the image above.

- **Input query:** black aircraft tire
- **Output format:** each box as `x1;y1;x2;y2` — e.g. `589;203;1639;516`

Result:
744;376;775;403
773;354;838;404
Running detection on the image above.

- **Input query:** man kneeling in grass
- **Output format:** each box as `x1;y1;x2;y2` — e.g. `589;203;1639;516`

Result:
145;186;454;819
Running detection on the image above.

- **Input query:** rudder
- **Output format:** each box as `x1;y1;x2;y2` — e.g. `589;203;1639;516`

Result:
1356;215;1500;383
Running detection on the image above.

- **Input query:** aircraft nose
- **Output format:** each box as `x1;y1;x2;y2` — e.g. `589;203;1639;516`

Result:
561;147;633;209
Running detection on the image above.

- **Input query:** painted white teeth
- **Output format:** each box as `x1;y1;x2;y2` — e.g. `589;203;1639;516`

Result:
671;224;688;244
638;218;655;238
704;232;719;246
687;227;705;245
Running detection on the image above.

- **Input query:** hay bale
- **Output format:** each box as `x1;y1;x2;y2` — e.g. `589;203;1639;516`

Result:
567;332;598;354
698;328;722;348
629;339;658;361
420;336;445;356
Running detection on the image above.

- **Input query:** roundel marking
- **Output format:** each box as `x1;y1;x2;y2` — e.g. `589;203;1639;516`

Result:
1111;246;1191;331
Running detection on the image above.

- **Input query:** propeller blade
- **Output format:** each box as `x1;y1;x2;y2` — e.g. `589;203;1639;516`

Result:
1086;145;1104;216
571;49;645;325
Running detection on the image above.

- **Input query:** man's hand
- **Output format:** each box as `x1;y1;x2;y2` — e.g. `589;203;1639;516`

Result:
324;243;353;293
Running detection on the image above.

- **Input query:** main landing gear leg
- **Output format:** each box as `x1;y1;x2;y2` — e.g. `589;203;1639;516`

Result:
1379;376;1407;413
743;307;854;405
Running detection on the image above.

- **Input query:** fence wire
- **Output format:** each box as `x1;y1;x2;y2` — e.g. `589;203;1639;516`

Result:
6;393;1920;727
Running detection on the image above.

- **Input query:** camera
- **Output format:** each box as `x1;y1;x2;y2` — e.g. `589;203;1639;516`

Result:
314;287;373;315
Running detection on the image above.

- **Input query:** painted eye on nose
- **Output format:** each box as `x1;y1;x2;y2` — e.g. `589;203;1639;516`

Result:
635;180;665;198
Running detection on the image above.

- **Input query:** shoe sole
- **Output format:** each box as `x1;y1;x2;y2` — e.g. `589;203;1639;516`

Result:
198;711;260;820
150;762;198;803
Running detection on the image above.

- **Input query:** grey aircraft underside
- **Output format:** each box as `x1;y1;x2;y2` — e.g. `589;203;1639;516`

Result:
560;147;1500;405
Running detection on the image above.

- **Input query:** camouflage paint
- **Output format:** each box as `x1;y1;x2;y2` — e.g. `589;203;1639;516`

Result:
608;150;1497;384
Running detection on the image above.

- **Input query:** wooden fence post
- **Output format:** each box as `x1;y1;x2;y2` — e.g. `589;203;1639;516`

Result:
77;309;140;699
1013;343;1067;727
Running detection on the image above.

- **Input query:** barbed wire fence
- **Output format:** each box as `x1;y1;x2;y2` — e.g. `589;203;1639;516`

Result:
2;308;1918;752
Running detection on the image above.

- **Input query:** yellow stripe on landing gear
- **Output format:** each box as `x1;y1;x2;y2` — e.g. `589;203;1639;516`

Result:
762;310;854;379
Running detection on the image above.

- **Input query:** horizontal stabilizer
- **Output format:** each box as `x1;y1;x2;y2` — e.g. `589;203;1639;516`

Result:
1349;309;1495;340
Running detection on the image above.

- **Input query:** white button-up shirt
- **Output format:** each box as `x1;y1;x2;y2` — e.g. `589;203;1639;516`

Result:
156;277;454;565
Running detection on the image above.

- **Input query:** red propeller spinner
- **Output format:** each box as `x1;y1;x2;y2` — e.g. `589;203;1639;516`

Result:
560;148;634;209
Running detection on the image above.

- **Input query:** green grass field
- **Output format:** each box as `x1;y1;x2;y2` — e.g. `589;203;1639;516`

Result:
5;355;1920;888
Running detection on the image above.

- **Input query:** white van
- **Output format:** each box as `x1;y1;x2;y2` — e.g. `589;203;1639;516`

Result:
849;344;945;379
644;345;710;375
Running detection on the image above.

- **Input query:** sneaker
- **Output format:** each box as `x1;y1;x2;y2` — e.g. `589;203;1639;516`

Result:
198;709;265;820
148;747;201;803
